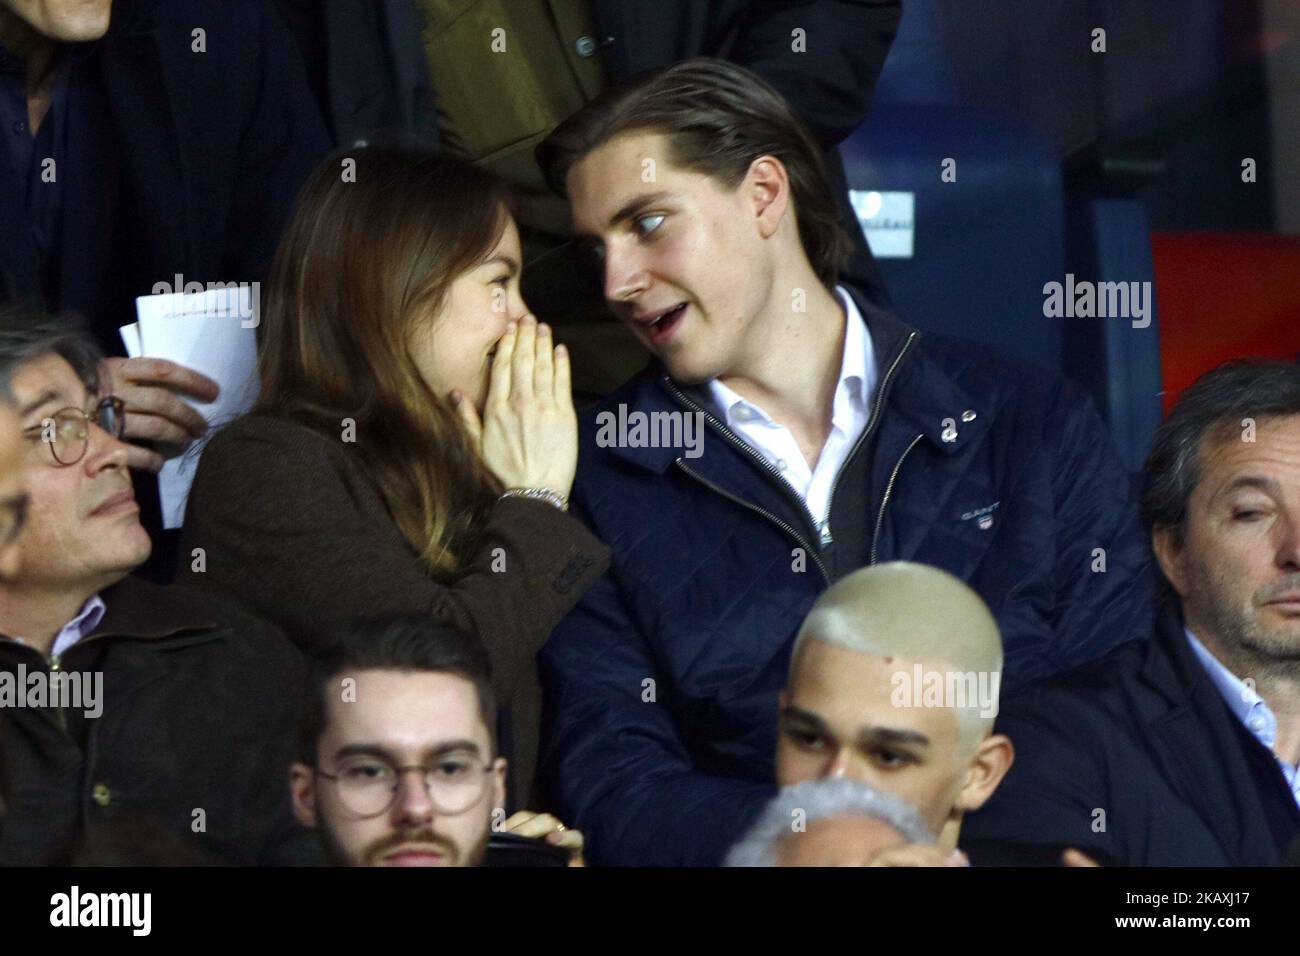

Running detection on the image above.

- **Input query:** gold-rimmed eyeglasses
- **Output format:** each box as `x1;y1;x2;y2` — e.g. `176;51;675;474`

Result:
22;396;126;466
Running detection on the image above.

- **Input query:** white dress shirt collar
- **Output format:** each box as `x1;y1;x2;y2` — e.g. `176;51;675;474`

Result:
1186;626;1300;808
705;286;876;531
708;286;874;432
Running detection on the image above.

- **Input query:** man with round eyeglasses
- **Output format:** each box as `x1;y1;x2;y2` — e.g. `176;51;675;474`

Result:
0;308;313;865
20;394;124;465
291;618;585;867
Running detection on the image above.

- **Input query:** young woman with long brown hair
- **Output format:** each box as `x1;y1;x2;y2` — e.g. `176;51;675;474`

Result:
178;147;609;808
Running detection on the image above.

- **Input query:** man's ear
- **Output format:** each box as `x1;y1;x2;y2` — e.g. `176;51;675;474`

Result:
954;734;1015;814
289;762;318;828
1151;526;1189;598
492;757;508;813
746;155;791;240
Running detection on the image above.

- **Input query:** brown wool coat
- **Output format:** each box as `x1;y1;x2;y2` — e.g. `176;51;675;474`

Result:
176;414;609;809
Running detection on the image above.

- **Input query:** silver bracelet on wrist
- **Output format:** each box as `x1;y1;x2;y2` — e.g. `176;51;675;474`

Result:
499;487;569;512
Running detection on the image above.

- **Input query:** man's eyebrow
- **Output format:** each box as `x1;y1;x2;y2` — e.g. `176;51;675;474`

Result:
20;388;63;418
781;705;830;734
575;191;675;239
855;726;931;750
609;191;673;229
425;739;484;759
782;706;929;750
333;743;396;762
333;739;484;762
1215;474;1283;501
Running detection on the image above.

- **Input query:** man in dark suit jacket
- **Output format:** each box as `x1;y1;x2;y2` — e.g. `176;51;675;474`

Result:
962;360;1300;866
0;0;330;472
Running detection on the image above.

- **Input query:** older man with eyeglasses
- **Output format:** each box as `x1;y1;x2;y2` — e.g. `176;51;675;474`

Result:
0;307;314;865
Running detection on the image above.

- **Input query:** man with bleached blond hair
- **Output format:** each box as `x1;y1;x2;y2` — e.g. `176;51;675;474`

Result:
776;562;1012;864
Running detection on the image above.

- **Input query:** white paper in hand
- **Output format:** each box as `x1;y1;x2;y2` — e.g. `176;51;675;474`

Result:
129;287;260;529
118;322;143;359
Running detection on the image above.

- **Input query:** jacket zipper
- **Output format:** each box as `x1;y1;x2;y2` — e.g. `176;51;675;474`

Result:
674;457;832;583
48;651;68;732
824;330;919;547
663;329;919;581
871;433;923;565
665;381;828;576
4;638;72;732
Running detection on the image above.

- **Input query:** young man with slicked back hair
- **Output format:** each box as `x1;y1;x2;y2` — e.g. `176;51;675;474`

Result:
536;58;1152;866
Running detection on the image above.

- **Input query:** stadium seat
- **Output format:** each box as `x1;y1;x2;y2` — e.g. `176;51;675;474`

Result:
840;0;1165;471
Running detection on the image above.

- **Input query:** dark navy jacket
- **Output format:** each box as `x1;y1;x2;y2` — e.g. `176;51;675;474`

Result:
540;285;1154;866
962;600;1300;866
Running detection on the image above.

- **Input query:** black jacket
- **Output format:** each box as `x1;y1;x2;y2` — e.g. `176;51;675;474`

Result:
0;0;331;352
0;575;316;866
542;284;1153;866
962;600;1300;866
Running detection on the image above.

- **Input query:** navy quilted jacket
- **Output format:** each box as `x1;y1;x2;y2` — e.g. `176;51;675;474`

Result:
540;287;1154;865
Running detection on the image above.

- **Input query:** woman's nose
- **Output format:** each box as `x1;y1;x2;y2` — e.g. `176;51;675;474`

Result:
509;289;530;323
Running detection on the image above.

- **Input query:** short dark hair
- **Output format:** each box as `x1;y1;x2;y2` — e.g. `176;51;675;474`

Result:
0;303;102;404
1140;359;1300;547
537;57;852;289
298;618;497;765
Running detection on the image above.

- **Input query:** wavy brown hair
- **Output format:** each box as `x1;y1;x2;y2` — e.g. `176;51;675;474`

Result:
255;147;510;576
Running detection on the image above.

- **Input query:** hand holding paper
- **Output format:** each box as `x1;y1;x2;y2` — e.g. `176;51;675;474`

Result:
120;287;261;527
100;356;220;472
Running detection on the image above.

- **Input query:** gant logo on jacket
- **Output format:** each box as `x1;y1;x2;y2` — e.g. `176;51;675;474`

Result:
959;501;1000;531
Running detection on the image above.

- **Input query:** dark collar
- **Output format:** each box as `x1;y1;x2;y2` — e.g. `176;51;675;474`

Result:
0;32;97;72
0;38;20;76
88;574;221;642
843;284;989;455
103;0;165;40
1134;596;1300;862
1138;598;1217;707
